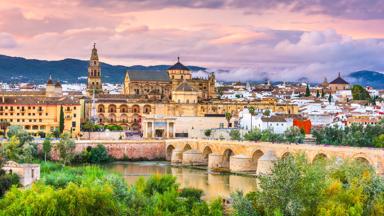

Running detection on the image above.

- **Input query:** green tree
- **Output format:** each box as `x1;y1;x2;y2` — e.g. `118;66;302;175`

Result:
305;84;311;97
89;144;110;163
59;105;64;134
352;84;371;101
248;106;256;130
230;129;241;141
373;134;384;148
328;92;332;103
225;111;232;128
231;191;258;216
284;126;305;143
82;119;96;138
263;109;271;116
204;129;212;138
316;90;320;98
55;133;76;165
244;129;262;141
42;137;52;162
321;88;325;98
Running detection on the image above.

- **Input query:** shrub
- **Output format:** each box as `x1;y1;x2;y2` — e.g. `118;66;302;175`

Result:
0;172;19;197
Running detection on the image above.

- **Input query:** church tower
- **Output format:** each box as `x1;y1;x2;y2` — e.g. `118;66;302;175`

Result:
87;43;102;93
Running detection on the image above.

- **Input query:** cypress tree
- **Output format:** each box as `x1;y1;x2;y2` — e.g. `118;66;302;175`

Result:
328;93;332;103
305;84;310;97
59;105;64;134
321;88;325;98
316;90;320;98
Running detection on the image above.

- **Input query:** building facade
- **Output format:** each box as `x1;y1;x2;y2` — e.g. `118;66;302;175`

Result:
87;43;103;94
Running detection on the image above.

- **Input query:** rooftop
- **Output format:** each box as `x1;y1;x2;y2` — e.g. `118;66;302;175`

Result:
125;70;170;82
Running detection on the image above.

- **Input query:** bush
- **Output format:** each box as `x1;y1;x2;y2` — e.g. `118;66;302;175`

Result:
89;144;110;163
230;130;241;141
105;125;123;131
0;172;19;197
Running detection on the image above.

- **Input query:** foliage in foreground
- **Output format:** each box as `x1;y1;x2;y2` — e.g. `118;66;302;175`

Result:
0;164;223;216
231;155;384;216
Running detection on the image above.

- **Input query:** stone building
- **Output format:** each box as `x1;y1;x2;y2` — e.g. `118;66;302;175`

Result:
2;161;40;186
0;78;81;137
87;43;102;94
329;73;350;91
122;57;215;101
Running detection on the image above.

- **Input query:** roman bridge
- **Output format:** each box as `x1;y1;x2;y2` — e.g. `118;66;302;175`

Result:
165;139;384;175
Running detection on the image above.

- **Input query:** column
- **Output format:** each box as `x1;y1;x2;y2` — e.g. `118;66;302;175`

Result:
151;121;155;138
166;121;169;138
172;122;175;138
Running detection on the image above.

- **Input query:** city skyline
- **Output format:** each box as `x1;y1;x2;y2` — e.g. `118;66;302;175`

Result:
0;0;384;81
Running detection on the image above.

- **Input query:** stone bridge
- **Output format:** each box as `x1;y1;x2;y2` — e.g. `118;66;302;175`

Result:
165;139;384;175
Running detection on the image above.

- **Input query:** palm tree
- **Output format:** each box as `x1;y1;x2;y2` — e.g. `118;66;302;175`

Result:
248;106;256;131
0;120;10;138
225;112;232;128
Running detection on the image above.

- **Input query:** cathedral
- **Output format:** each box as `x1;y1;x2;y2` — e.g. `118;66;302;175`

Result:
86;45;298;132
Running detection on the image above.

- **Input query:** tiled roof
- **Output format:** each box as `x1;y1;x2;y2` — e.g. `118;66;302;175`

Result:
330;74;349;85
126;70;170;82
261;115;287;122
0;96;80;105
168;58;190;71
176;82;196;92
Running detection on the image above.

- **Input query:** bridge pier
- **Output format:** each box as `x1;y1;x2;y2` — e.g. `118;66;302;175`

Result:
230;155;256;172
171;149;184;164
257;151;277;175
208;153;224;171
182;150;205;166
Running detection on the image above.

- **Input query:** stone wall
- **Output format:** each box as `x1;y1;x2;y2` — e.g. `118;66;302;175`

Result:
42;140;166;161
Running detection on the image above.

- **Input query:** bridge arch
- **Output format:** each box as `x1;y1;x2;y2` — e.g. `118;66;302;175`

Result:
222;149;234;170
202;146;213;163
352;153;374;167
312;153;328;163
166;145;175;161
252;149;264;172
183;144;192;152
281;151;292;159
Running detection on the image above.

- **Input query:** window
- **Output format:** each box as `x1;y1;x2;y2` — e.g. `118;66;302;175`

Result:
219;123;224;128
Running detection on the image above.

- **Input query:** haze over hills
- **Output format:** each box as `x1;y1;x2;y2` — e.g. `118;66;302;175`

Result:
0;54;383;88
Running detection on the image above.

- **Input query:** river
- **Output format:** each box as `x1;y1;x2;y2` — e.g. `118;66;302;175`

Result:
104;161;258;200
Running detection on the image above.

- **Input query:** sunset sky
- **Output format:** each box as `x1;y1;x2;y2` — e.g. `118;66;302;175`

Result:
0;0;384;81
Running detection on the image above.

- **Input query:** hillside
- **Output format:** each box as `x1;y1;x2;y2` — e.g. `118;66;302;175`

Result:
0;54;205;84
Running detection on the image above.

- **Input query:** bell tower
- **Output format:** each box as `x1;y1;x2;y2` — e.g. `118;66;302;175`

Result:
87;43;102;93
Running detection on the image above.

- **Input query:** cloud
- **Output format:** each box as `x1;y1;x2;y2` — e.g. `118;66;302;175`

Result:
0;33;17;48
79;0;384;20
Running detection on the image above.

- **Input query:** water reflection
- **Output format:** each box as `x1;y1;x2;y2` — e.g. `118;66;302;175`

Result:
104;161;257;200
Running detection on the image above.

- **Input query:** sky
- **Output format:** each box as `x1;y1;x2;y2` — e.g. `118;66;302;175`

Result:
0;0;384;82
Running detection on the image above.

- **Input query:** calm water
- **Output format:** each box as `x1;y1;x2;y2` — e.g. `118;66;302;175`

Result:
104;161;258;200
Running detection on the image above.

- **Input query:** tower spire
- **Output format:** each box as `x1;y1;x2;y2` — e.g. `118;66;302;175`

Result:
93;42;96;49
177;56;180;63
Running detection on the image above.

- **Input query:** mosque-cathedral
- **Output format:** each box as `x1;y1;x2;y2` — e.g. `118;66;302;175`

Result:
0;44;298;137
88;44;298;131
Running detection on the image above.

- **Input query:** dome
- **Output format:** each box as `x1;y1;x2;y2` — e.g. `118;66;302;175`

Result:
176;81;196;92
55;81;62;87
168;57;190;71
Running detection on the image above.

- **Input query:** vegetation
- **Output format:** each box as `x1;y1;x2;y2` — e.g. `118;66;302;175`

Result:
0;170;19;197
242;126;304;143
55;133;76;165
352;85;371;101
231;154;384;216
104;125;124;131
204;129;212;137
316;90;320;98
248;106;256;130
59;106;64;134
73;144;110;164
262;109;270;116
225;112;232;128
2;126;37;163
312;123;384;148
328;92;332;103
42;137;52;162
229;129;241;141
305;84;310;97
0;164;223;216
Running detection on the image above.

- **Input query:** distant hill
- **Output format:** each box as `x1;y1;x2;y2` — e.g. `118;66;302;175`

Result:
347;70;384;89
0;54;205;84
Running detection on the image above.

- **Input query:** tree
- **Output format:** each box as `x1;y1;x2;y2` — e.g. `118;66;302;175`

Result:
55;133;76;165
204;129;212;138
248;106;256;130
82;120;96;139
59;105;64;134
305;84;311;97
230;130;241;141
321;88;325;98
328;92;332;103
284;126;305;143
89;144;110;163
316;90;320;98
42;137;52;162
352;85;371;101
244;129;262;141
263;109;271;116
225;112;232;128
